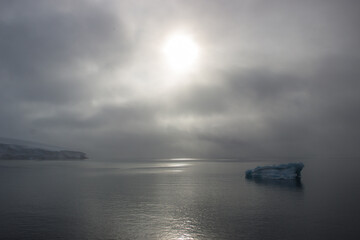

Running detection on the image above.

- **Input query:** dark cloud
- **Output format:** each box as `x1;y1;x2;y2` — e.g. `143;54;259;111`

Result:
0;0;132;104
1;0;360;159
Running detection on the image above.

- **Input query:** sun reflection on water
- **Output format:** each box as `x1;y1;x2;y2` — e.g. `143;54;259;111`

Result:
159;218;198;240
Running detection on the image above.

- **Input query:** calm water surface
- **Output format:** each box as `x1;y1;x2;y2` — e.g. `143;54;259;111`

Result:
0;159;359;239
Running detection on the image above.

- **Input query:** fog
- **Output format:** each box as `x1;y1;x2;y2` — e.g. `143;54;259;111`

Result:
1;0;360;159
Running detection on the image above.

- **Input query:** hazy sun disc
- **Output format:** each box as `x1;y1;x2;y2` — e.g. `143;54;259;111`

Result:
163;34;199;72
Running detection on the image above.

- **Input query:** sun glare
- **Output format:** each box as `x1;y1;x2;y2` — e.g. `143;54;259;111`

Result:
163;33;199;72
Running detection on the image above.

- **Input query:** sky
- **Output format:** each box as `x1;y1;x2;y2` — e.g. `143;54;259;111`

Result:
1;0;360;159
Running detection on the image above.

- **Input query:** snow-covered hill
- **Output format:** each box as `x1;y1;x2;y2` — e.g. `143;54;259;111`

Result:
0;138;87;160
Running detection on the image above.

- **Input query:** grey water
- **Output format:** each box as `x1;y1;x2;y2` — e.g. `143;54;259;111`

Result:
0;158;359;240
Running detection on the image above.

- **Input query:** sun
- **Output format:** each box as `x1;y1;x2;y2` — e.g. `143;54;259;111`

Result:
162;33;199;72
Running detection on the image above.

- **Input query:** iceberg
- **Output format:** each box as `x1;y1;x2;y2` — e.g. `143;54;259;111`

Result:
245;162;304;180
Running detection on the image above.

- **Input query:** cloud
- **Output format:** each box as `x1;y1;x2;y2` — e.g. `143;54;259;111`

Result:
0;0;134;147
1;0;360;159
1;1;132;103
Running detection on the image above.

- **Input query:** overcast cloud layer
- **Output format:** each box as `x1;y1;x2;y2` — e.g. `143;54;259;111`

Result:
1;0;360;159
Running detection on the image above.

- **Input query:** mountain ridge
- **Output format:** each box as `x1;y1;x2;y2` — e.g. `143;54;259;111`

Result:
0;137;87;160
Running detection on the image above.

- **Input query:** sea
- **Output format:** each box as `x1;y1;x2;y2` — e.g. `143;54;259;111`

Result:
0;158;359;240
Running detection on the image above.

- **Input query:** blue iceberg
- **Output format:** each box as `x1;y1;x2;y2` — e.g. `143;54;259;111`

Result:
245;162;304;180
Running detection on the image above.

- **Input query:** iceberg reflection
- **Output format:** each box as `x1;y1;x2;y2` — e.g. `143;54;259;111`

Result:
246;177;303;190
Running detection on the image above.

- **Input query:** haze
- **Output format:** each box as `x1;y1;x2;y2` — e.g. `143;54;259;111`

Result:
1;0;360;159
